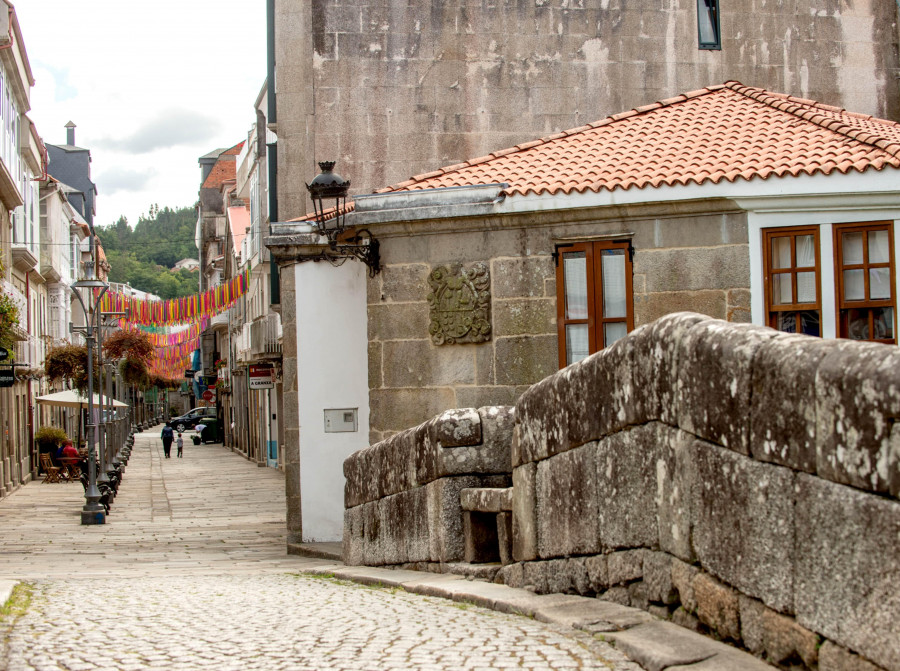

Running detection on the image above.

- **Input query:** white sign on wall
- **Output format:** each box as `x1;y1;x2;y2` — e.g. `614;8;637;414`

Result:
248;364;274;389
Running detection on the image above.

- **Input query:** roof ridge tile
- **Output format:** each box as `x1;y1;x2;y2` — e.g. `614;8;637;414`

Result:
731;83;900;160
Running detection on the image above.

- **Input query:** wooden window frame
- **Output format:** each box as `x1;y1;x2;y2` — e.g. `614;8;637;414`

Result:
762;226;822;335
555;239;634;369
834;221;896;344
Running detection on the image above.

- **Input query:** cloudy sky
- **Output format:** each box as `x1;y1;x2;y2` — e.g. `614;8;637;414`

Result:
15;0;266;228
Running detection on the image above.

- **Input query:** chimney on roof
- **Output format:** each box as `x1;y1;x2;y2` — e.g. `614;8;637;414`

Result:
65;121;76;146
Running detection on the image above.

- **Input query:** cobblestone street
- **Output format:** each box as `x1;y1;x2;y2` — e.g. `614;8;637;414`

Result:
0;428;639;671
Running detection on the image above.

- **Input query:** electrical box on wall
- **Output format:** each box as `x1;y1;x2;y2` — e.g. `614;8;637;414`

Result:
324;408;357;433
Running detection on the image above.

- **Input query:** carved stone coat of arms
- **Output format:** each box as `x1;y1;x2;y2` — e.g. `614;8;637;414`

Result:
427;262;492;345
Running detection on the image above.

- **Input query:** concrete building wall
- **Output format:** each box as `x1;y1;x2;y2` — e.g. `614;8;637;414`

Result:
366;200;749;440
275;0;900;217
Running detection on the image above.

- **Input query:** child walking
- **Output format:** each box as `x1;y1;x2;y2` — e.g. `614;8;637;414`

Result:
176;432;184;458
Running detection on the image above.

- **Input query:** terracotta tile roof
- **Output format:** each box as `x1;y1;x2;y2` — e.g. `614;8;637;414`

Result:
200;142;244;190
376;82;900;197
222;142;244;156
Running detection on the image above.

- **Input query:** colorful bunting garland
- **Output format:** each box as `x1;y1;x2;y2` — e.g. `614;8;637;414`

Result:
101;272;249;382
99;271;249;326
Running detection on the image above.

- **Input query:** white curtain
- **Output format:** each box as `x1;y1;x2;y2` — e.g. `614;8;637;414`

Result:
567;325;589;365
601;252;626;318
870;268;890;300
564;254;588;319
868;230;889;264
844;269;865;301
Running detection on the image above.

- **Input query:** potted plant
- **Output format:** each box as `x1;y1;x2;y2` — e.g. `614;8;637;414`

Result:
35;426;68;457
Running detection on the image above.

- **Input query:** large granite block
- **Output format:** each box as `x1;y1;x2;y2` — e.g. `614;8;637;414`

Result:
815;342;900;496
437;406;513;476
656;424;696;562
431;407;482;448
690;440;794;613
750;334;843;473
378;493;405;565
631;312;711;426
406;485;431;563
477;405;515;469
426;475;483;563
677;320;778;454
565;334;635;448
514;371;569;467
535;442;602;558
512;463;538;561
597;425;661;551
794;474;900;671
460;487;512;512
361;500;384;566
344;444;378;508
694;572;741;641
377;428;416;499
343;505;365;566
413;419;438;487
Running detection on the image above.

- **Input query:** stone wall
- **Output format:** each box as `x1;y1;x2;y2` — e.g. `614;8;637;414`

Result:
505;313;900;671
275;0;900;216
343;406;514;565
367;201;750;440
348;312;900;670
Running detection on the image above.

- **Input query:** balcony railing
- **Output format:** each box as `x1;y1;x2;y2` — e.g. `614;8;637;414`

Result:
250;313;282;359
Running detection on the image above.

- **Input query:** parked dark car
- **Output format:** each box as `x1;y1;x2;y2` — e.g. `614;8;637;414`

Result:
168;407;216;433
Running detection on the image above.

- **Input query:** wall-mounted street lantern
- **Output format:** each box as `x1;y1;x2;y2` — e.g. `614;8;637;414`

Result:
305;161;380;276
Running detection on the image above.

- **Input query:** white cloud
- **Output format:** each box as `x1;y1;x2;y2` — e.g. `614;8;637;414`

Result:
95;109;223;154
15;0;266;226
96;167;158;195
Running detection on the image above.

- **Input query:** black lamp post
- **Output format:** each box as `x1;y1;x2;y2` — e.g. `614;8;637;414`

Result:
98;311;126;477
305;161;380;276
70;259;108;525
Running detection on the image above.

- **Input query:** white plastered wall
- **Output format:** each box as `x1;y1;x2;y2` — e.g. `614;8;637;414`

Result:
293;259;370;541
742;197;900;340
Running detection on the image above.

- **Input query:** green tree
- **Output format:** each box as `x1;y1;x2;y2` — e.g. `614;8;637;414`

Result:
95;206;199;299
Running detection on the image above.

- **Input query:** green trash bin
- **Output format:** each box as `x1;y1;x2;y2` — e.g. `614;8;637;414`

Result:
200;418;218;443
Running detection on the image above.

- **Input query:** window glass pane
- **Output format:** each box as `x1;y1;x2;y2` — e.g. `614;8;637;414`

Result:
796;271;816;303
771;237;791;269
601;249;627;318
875;307;894;340
842;232;864;265
868;229;890;264
844;308;870;340
843;269;865;300
796;234;815;267
870;267;891;300
697;0;718;44
799;310;821;337
776;311;798;333
566;324;589;365
772;273;792;305
775;310;820;336
604;322;628;347
563;252;588;319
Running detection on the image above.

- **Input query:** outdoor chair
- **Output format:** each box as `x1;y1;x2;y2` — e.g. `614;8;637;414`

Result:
40;454;62;484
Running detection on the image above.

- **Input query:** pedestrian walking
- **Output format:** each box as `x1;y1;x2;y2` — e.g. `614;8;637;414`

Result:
176;433;184;458
161;425;174;458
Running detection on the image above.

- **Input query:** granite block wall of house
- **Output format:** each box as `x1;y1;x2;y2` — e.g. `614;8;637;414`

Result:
367;202;750;439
